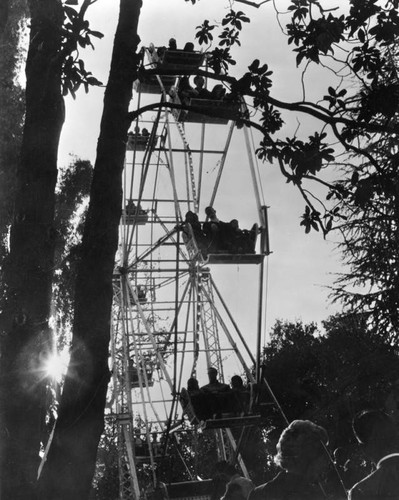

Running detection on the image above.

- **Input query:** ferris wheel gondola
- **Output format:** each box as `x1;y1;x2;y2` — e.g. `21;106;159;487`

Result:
106;45;273;499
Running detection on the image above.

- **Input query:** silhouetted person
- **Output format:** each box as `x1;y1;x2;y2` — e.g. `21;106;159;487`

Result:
187;376;200;393
225;219;254;254
201;367;231;418
184;211;209;256
193;75;212;99
168;38;177;50
349;410;399;499
181;377;211;421
201;367;230;393
231;375;244;390
204;206;219;223
211;84;226;100
203;206;224;253
183;42;194;51
178;76;197;106
230;375;250;414
249;420;330;500
222;477;254;500
219;463;254;500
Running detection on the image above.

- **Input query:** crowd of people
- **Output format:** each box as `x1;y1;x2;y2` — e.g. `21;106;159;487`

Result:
246;410;399;500
220;410;399;500
184;207;259;256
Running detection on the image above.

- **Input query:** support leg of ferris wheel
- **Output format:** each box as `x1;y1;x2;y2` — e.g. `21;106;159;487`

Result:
114;279;164;498
119;418;141;500
225;428;250;478
213;427;249;479
114;277;142;500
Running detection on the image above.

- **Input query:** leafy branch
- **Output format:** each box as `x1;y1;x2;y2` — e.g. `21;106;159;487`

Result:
60;0;103;98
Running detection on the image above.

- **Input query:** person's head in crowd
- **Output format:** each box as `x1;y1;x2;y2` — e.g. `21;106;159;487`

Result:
185;211;198;224
353;409;399;464
275;420;329;482
231;375;244;390
187;377;199;392
211;84;226;100
194;75;205;89
183;42;194;51
207;366;218;383
221;479;254;500
205;206;217;219
169;38;177;50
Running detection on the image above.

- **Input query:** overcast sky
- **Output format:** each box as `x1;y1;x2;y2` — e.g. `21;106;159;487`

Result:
58;0;345;347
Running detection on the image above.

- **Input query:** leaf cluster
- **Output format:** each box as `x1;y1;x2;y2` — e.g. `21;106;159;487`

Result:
61;4;103;98
323;86;347;110
196;9;249;73
288;13;345;65
256;132;334;179
300;205;320;233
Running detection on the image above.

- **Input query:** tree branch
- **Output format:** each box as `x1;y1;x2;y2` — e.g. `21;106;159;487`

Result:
127;100;267;135
140;68;399;135
234;0;271;7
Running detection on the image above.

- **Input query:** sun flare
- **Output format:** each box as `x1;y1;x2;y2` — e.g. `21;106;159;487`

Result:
44;352;69;381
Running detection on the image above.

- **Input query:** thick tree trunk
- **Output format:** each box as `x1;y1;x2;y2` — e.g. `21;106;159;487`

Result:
0;1;64;499
37;1;142;498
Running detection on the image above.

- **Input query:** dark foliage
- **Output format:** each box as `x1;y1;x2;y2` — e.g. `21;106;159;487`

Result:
53;158;93;345
262;315;399;452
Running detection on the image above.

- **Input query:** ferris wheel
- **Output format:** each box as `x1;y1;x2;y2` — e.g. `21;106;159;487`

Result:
107;45;271;500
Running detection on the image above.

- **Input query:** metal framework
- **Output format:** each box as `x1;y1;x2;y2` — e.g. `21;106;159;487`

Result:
106;47;271;499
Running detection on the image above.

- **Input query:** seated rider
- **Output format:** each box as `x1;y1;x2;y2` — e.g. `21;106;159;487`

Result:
184;211;209;257
183;42;195;52
201;367;233;417
187;376;201;394
201;367;230;393
193;75;213;99
225;219;259;254
181;376;212;421
211;84;226;100
168;38;177;50
126;199;137;214
230;375;250;415
178;76;197;106
203;206;224;253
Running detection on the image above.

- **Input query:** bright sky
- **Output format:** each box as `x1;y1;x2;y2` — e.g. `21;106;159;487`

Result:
58;0;344;346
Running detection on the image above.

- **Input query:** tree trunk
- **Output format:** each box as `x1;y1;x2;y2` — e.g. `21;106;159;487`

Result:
0;1;64;499
37;1;142;498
